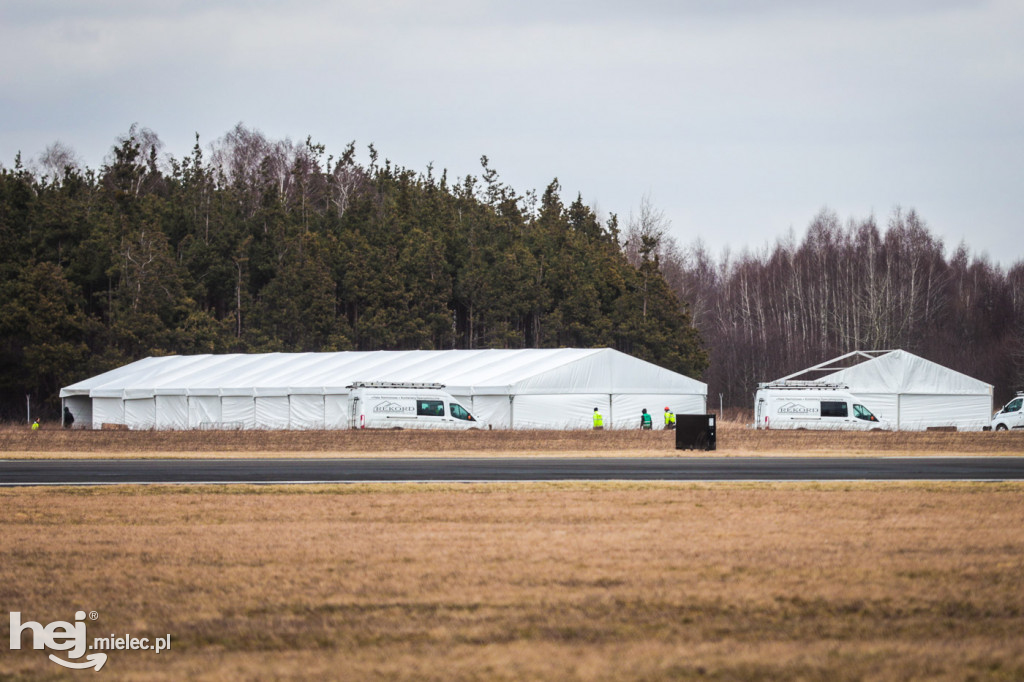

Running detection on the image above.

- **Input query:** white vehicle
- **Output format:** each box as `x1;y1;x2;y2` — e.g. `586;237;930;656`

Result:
991;393;1024;431
348;382;485;430
755;382;888;430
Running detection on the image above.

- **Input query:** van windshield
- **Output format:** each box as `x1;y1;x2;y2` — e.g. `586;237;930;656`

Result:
450;403;474;421
853;404;878;421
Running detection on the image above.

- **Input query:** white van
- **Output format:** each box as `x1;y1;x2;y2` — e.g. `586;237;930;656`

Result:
348;382;485;430
755;382;888;430
991;393;1024;431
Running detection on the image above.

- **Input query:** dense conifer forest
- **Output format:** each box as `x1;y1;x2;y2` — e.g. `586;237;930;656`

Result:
2;124;1021;420
0;125;705;419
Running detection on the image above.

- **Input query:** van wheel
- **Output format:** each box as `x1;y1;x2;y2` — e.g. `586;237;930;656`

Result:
995;424;1008;431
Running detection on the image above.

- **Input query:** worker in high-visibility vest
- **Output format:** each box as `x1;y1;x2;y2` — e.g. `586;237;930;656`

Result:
592;407;604;430
31;418;40;431
640;408;652;430
664;407;676;430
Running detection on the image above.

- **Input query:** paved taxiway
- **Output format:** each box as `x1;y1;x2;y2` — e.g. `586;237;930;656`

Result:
2;457;1024;485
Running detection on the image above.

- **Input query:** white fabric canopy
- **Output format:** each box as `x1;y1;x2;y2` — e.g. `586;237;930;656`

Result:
814;350;993;431
61;348;707;430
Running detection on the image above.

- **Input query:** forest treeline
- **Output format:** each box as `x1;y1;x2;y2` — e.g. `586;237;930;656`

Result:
0;125;706;419
3;124;1021;420
646;208;1024;407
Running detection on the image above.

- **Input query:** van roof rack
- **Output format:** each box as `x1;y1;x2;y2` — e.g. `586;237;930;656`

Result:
347;381;445;390
757;381;849;390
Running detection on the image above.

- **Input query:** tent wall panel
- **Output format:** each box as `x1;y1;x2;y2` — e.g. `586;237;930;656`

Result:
125;398;156;430
155;395;188;430
188;396;222;429
290;395;325;430
672;394;707;417
93;397;124;429
324;395;350;429
62;396;91;429
611;394;705;430
464;395;509;429
221;396;256;430
898;394;992;431
512;394;609;429
852;392;988;431
255;396;290;429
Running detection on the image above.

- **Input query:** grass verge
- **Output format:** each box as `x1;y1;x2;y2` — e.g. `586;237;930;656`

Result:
2;422;1023;458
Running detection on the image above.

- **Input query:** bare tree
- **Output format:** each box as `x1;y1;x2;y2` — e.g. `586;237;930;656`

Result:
210;124;275;218
622;194;669;268
35;141;80;185
663;205;1022;406
101;124;166;199
329;141;364;217
622;194;672;318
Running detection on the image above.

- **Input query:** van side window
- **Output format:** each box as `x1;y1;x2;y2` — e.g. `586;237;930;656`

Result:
450;403;474;421
417;400;444;417
1006;398;1023;413
853;404;878;421
820;401;848;418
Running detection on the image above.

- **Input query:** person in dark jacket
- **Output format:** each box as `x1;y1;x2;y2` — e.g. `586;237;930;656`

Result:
640;408;652;430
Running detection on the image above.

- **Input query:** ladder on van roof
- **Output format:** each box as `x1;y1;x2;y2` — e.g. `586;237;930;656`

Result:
757;381;849;390
347;381;446;390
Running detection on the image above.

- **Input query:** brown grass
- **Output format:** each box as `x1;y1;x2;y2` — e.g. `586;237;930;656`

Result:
2;420;1022;458
1;482;1023;680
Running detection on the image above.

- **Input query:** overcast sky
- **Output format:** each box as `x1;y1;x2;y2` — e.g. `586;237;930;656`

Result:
2;1;1022;264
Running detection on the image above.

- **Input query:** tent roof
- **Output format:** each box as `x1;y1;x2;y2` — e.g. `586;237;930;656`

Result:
61;349;706;399
802;350;992;395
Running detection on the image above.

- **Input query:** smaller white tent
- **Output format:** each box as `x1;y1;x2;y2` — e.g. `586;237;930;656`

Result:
776;350;993;431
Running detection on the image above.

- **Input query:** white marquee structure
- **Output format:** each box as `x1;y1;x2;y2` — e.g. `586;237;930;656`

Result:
775;349;993;431
60;348;707;430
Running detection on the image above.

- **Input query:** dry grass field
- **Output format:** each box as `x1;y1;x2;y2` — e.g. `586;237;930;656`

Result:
3;420;1023;458
3;422;1022;679
2;482;1024;680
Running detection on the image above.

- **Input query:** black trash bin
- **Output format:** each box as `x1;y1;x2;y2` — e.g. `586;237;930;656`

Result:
675;414;716;451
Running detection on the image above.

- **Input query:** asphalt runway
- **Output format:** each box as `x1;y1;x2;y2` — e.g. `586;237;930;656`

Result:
2;457;1024;485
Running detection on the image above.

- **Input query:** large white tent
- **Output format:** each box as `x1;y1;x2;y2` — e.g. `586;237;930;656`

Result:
60;348;707;430
776;350;993;431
